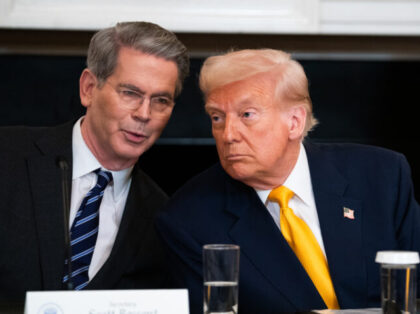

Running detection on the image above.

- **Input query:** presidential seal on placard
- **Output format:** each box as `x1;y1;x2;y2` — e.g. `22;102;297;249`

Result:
37;303;64;314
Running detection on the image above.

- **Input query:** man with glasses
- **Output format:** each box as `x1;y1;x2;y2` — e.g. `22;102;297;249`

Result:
0;21;189;301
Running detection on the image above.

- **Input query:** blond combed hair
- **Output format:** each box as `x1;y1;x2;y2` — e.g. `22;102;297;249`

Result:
199;49;318;136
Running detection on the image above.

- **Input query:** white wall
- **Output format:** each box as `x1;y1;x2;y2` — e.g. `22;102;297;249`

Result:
0;0;419;35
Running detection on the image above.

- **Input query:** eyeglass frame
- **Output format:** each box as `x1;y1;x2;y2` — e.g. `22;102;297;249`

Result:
104;80;175;116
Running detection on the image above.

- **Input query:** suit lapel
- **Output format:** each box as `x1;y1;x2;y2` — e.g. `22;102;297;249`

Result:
26;122;73;290
305;141;367;308
88;165;152;289
224;179;326;310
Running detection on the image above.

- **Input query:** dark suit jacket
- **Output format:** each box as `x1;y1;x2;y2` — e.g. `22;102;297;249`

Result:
0;121;169;302
156;141;420;314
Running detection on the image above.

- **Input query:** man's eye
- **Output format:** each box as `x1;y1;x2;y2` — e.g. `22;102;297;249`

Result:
211;115;221;123
151;97;173;112
243;111;254;118
120;90;140;98
155;97;170;105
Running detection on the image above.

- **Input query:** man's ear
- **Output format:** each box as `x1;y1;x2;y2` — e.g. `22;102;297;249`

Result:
288;104;307;140
79;69;97;108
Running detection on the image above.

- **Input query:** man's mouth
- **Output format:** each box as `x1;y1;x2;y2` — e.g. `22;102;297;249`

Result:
225;154;247;161
123;130;148;143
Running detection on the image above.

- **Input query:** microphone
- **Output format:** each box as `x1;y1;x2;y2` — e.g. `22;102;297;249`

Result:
57;156;73;290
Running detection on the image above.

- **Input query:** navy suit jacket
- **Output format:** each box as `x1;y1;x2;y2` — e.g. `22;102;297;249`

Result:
0;121;170;303
156;141;420;314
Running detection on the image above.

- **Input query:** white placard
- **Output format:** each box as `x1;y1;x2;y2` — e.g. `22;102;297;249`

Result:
24;289;189;314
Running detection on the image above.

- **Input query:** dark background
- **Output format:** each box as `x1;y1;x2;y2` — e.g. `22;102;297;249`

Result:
1;54;419;199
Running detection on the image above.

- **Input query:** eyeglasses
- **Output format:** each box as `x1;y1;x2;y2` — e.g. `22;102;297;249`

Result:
106;81;175;116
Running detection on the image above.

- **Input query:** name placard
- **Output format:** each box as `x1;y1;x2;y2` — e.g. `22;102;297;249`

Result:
24;289;189;314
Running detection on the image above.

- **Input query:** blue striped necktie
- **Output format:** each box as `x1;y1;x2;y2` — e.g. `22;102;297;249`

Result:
63;169;113;290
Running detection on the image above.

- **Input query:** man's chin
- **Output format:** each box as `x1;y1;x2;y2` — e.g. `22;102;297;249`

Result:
122;140;151;155
222;162;252;183
120;149;146;161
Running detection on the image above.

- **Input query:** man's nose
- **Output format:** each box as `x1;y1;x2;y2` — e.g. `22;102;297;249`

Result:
132;98;151;122
223;117;240;143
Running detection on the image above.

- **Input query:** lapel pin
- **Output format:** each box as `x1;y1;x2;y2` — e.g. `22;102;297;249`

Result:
343;207;355;220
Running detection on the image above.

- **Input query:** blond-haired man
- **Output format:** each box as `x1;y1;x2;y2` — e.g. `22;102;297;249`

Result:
157;49;420;314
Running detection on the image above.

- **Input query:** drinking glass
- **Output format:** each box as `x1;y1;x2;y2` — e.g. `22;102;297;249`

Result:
376;251;419;314
203;244;240;314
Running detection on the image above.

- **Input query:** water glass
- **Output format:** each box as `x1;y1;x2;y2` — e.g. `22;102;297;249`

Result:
203;244;240;314
376;251;419;314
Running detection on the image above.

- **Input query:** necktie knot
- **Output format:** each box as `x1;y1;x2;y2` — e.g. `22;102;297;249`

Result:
268;185;294;209
94;169;113;191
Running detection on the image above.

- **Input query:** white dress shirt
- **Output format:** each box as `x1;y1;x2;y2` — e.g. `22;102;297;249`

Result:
255;143;327;257
70;117;133;280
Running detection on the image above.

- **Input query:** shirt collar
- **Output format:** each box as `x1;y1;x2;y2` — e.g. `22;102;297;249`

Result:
72;117;133;200
255;143;314;206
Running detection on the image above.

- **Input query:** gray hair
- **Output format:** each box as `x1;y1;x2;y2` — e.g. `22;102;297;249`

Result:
87;21;189;96
199;49;317;137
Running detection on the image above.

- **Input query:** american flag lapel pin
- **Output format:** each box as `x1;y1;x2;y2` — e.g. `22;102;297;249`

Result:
343;207;355;220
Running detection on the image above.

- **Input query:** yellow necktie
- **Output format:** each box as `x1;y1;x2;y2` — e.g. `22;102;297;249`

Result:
268;186;340;309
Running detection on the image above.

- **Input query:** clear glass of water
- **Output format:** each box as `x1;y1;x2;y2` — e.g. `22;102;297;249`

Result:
203;244;240;314
376;251;419;314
